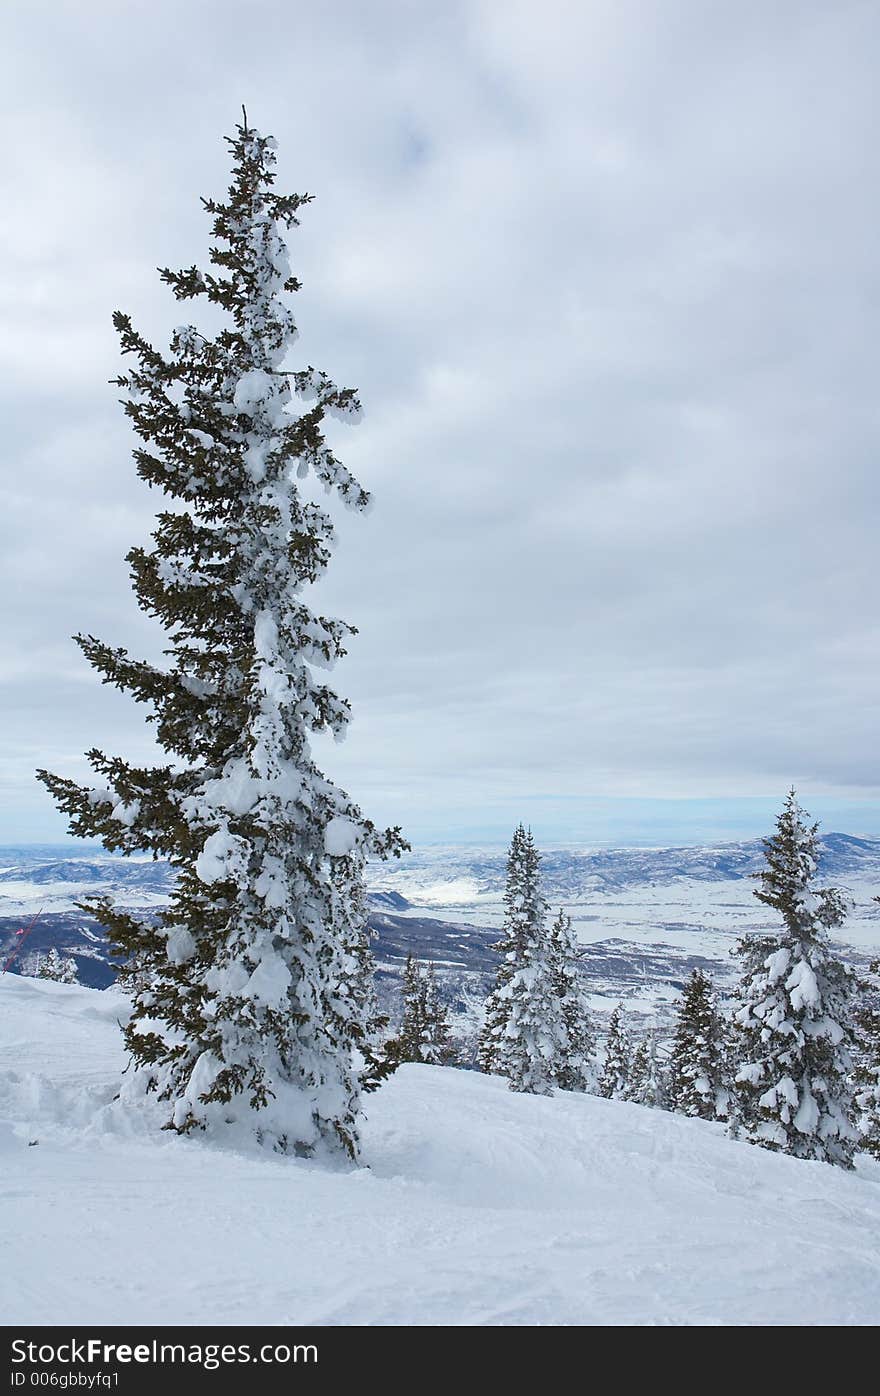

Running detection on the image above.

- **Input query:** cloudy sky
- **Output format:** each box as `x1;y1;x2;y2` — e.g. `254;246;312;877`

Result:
2;0;879;845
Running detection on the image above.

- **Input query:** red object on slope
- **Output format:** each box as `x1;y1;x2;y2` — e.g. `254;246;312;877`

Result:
1;908;45;975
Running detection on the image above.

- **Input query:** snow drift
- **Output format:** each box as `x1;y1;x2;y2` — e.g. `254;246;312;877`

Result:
1;974;879;1325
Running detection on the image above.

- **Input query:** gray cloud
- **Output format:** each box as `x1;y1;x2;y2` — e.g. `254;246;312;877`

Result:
2;0;879;843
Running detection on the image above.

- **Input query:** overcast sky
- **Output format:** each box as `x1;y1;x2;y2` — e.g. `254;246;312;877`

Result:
2;0;879;846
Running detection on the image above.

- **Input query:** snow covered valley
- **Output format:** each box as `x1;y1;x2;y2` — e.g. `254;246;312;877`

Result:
3;835;879;1035
2;972;880;1326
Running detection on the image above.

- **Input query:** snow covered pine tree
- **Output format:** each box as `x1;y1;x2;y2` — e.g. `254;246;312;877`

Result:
391;955;453;1066
731;791;857;1167
421;963;454;1065
477;825;525;1074
479;825;565;1093
394;953;425;1063
852;956;880;1159
626;1029;668;1109
36;948;79;984
598;1004;630;1100
549;908;595;1092
37;117;405;1158
667;969;730;1120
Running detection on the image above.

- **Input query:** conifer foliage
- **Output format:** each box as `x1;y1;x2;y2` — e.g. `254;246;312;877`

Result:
731;792;857;1167
549;909;595;1091
479;826;565;1094
421;962;454;1066
667;969;729;1119
36;948;79;984
598;1004;630;1100
37;118;405;1158
853;956;880;1159
332;846;396;1095
626;1029;668;1109
390;955;453;1066
477;824;529;1075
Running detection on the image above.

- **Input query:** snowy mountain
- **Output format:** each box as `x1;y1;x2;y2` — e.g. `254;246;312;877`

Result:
2;836;879;1028
373;831;880;913
2;971;879;1325
0;846;495;1007
372;833;880;1025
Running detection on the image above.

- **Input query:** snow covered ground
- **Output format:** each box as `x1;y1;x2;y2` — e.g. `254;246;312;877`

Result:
2;973;880;1325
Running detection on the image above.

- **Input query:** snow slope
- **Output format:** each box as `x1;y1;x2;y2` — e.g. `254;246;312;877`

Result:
2;973;880;1325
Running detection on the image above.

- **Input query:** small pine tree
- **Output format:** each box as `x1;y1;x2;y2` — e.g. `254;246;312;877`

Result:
626;1029;668;1108
448;986;489;1070
626;1038;650;1104
421;964;454;1066
497;947;562;1095
853;956;880;1159
598;1004;630;1099
731;791;858;1167
549;908;595;1092
667;969;730;1120
394;954;426;1062
37;948;79;984
390;955;453;1066
36;117;406;1158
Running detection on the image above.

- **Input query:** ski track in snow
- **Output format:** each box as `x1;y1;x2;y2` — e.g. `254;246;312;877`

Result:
1;974;880;1325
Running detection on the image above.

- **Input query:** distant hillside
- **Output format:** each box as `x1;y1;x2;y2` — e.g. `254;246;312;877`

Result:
2;837;878;1028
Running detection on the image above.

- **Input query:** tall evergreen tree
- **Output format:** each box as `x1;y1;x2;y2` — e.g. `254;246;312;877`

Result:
549;908;595;1092
36;948;78;985
478;824;527;1073
731;791;857;1167
667;969;730;1119
36;118;405;1158
598;1003;630;1100
480;826;564;1094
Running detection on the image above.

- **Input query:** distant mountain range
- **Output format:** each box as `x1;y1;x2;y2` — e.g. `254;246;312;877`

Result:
2;835;878;1030
369;831;880;903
